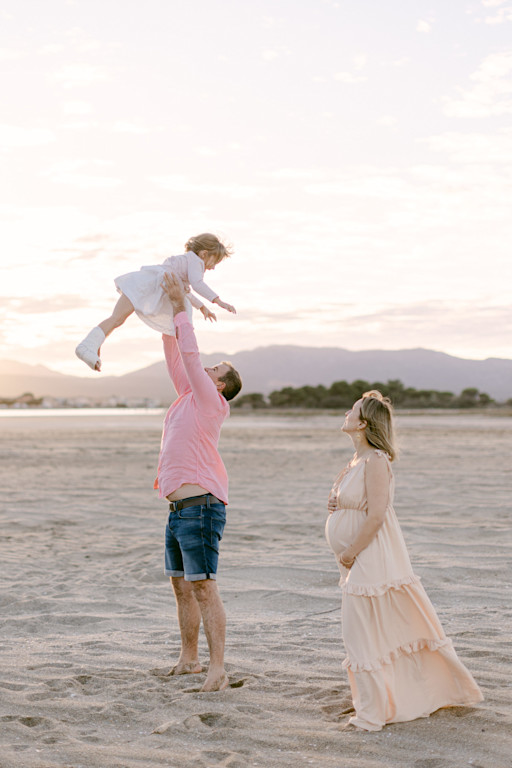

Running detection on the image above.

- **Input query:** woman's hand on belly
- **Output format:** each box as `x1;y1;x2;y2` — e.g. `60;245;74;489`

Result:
327;492;338;514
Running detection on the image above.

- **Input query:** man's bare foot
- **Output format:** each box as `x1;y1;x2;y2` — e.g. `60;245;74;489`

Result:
169;661;203;676
200;671;229;692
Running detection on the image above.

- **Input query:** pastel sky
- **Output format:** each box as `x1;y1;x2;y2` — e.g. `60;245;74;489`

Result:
1;0;511;377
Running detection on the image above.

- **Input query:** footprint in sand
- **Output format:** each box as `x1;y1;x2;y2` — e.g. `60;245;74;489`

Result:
0;715;48;728
201;749;246;767
184;712;230;730
180;676;255;694
0;681;27;691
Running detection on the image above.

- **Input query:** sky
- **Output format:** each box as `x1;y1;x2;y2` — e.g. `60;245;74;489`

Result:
0;0;511;377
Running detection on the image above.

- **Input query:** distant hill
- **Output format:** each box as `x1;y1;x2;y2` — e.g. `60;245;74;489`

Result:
0;346;511;402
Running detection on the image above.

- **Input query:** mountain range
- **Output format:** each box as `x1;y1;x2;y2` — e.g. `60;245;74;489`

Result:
1;346;511;403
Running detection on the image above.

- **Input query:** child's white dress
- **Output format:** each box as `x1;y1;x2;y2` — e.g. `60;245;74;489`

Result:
114;252;219;335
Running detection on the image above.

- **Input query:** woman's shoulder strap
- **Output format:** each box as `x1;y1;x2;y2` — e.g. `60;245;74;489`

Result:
366;449;393;471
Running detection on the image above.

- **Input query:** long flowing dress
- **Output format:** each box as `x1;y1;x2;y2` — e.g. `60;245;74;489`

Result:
325;449;483;731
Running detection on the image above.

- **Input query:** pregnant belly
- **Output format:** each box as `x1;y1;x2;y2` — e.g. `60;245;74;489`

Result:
325;508;364;555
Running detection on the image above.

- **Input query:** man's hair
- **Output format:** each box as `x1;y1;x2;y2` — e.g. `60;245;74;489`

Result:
219;362;242;401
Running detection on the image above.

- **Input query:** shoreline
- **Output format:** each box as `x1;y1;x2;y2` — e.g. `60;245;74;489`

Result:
1;405;511;418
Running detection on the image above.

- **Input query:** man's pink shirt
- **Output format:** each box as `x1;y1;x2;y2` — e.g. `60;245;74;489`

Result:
154;312;230;504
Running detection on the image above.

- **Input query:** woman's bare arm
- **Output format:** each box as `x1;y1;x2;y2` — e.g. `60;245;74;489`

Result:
340;453;390;567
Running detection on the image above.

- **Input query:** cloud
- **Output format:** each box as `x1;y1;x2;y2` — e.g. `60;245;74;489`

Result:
333;55;368;84
43;159;121;189
484;4;512;24
334;71;367;83
110;121;153;134
338;301;512;352
62;101;93;116
420;128;512;164
443;51;512;117
151;175;258;199
52;63;111;88
261;45;290;62
303;167;412;200
195;146;218;157
0;47;25;61
377;115;398;127
0;295;94;314
416;20;432;33
266;168;327;181
204;300;512;347
390;57;411;67
192;299;512;363
0;124;55;150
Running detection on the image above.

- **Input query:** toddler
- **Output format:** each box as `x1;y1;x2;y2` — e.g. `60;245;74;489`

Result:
75;233;235;371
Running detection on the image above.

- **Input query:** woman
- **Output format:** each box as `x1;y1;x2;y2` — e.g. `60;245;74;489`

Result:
325;390;483;731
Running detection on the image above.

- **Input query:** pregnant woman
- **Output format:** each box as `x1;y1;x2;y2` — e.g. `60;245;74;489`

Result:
325;390;482;731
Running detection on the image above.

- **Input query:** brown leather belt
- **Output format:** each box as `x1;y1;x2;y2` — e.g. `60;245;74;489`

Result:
168;493;223;512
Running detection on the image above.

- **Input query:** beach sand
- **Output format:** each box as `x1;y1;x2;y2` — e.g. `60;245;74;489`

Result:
0;409;510;768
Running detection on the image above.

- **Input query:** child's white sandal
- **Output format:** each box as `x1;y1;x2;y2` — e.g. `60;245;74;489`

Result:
75;327;105;371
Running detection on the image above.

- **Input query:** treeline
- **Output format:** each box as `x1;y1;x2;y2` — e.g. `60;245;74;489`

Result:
0;392;43;407
233;379;502;410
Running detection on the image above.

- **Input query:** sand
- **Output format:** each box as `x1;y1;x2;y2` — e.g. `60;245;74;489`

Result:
0;409;511;768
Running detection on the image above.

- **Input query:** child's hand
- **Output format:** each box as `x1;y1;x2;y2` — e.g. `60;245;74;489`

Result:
200;306;217;323
214;298;236;314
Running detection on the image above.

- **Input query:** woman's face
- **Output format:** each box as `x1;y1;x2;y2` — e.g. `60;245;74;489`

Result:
341;399;364;433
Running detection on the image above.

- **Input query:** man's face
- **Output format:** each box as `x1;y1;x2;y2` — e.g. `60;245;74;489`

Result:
204;363;230;392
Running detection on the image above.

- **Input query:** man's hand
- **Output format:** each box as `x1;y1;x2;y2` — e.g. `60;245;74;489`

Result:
162;273;186;314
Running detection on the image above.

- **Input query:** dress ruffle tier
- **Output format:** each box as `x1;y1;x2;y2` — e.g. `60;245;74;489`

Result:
342;579;482;730
326;452;483;731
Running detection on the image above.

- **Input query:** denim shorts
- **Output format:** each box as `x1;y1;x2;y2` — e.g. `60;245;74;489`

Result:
164;500;226;581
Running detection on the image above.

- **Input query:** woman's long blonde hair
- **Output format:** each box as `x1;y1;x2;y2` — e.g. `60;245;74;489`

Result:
185;233;233;266
360;390;397;461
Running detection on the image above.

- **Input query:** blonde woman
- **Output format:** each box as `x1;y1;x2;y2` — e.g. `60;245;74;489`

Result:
75;233;236;371
325;391;482;731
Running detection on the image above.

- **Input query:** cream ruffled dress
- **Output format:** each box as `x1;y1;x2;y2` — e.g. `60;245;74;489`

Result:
325;449;483;731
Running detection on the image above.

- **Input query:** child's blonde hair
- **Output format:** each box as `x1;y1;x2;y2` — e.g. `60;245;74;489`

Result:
360;390;397;461
185;233;233;266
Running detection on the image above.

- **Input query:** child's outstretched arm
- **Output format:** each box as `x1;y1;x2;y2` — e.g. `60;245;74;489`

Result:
200;306;217;322
186;252;235;312
187;290;217;322
212;297;236;314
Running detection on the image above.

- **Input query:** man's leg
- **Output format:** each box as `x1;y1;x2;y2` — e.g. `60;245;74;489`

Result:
169;576;203;675
191;579;228;692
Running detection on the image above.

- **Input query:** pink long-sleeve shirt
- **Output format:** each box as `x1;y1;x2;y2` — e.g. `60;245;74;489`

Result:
154;312;230;504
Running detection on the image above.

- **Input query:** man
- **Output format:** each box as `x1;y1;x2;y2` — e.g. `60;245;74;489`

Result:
154;273;242;692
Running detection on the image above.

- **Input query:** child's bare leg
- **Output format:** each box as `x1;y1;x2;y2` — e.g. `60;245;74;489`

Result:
98;294;134;338
76;295;134;372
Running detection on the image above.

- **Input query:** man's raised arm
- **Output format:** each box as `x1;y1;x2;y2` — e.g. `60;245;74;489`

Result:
162;333;190;397
161;274;220;412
